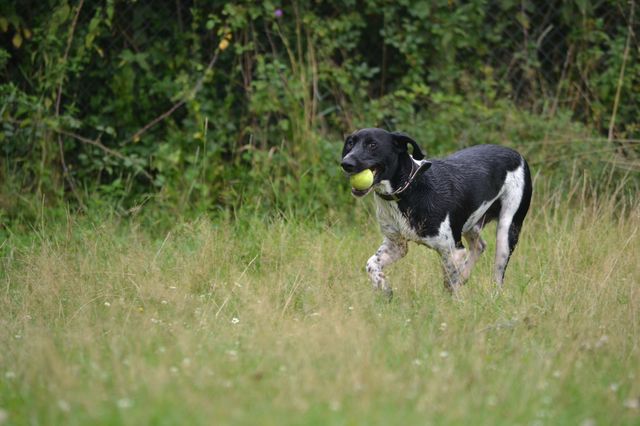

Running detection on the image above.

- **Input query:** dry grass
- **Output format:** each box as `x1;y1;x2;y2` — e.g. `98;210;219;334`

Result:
1;180;639;425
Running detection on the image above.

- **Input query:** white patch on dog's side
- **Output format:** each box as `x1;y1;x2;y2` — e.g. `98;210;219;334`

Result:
421;214;455;252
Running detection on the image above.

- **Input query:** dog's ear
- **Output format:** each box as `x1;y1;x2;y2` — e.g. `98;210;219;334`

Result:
390;131;425;160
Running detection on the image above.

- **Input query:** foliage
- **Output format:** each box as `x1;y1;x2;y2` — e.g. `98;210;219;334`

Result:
0;0;638;223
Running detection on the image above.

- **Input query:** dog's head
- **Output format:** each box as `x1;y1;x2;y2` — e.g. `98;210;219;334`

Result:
341;128;428;197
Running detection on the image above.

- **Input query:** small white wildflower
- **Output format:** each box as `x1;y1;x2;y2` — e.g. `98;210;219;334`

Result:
4;371;15;380
161;300;168;305
150;318;159;324
182;357;191;367
412;358;422;366
231;317;240;324
310;312;320;317
595;335;609;348
439;351;449;358
169;286;177;290
552;370;561;379
405;318;411;323
609;383;619;392
226;350;238;358
104;302;111;307
348;306;354;311
439;322;447;331
624;398;640;410
116;398;132;409
57;400;70;412
25;315;32;320
169;366;179;374
486;395;497;406
14;335;21;340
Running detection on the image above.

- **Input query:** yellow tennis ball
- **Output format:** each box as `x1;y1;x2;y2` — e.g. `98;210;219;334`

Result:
350;169;374;190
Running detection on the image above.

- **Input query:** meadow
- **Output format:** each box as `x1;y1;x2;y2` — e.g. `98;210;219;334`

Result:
1;175;638;425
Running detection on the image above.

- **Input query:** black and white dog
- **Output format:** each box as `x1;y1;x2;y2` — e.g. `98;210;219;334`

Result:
341;128;532;297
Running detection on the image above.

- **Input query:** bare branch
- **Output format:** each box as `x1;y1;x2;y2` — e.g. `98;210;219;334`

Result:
56;129;154;181
129;46;222;143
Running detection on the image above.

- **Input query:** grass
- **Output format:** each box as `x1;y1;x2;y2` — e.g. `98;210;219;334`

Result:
1;178;638;425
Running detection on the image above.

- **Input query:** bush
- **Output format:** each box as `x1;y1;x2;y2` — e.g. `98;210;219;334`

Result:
0;1;637;224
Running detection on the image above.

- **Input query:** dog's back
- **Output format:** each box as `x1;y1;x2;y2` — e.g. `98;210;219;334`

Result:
403;144;531;287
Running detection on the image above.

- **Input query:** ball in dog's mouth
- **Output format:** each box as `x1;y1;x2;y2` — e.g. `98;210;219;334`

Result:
350;169;374;190
349;168;379;197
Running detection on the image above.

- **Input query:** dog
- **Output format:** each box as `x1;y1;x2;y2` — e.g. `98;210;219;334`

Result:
341;128;532;298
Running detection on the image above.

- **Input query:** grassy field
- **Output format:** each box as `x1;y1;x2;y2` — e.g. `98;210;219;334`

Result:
1;178;639;425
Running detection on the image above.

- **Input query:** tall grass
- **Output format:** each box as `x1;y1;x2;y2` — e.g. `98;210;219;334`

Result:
1;176;638;425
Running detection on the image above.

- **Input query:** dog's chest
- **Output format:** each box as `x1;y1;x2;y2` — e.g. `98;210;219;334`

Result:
375;196;420;240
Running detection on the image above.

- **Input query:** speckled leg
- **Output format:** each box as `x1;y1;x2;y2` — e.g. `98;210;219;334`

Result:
440;248;468;291
366;237;408;299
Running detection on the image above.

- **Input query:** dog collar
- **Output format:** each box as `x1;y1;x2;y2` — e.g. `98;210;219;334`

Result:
375;159;430;202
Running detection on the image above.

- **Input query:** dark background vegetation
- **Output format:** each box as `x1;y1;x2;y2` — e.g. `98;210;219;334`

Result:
1;0;638;226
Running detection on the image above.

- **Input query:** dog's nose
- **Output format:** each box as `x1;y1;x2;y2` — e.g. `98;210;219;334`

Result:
341;158;357;173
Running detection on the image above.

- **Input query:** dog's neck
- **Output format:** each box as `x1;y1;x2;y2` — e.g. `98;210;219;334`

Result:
376;153;419;196
390;154;416;191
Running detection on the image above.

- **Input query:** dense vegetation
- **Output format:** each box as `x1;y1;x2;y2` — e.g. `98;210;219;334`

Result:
1;1;638;225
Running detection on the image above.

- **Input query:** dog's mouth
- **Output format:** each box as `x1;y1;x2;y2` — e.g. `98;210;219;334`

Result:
349;165;384;198
351;187;372;197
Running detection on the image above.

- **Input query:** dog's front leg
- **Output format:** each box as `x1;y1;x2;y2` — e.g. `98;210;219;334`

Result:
366;237;407;299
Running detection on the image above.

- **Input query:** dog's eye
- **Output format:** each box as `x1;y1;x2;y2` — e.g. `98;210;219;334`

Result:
366;140;377;149
345;138;354;149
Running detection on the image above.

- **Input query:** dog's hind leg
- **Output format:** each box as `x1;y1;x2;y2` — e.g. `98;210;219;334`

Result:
494;162;532;286
461;223;487;281
366;237;408;299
